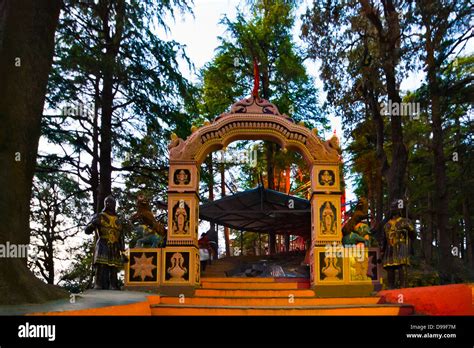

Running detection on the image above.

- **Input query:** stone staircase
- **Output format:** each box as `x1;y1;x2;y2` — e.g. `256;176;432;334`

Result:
200;258;239;278
150;277;414;316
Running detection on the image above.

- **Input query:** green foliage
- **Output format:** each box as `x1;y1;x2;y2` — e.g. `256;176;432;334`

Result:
302;0;474;279
30;166;89;284
197;0;327;197
43;0;196;202
230;230;268;256
36;0;195;287
200;0;325;126
59;240;95;293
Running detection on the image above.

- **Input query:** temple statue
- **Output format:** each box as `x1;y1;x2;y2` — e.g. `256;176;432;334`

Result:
173;200;189;234
319;170;334;186
131;194;166;248
175;169;190;185
321;201;336;234
85;195;125;290
381;200;415;289
342;198;372;246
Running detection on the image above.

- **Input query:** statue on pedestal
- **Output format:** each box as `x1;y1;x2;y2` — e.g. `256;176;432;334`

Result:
342;198;371;246
131;194;166;248
85;195;125;290
382;200;415;289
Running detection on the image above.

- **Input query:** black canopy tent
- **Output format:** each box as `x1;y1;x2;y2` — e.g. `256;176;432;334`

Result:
198;186;311;237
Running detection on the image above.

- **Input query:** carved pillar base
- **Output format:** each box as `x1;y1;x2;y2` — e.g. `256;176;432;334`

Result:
161;246;200;287
124;248;161;289
312;246;382;296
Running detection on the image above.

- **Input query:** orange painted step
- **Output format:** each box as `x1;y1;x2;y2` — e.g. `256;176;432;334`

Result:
200;277;310;283
159;296;382;306
150;304;414;316
194;288;315;298
201;277;276;283
201;282;309;289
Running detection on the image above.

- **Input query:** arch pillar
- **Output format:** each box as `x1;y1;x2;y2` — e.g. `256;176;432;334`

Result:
309;163;343;285
160;161;201;289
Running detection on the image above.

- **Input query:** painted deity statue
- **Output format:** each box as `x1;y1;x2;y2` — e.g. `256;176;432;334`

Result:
85;195;125;290
341;198;374;280
342;198;371;246
382;200;415;289
176;169;189;185
320;170;334;186
321;202;336;234
173;199;188;234
131;194;166;248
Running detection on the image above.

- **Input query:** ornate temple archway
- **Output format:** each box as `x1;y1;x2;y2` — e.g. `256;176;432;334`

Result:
162;95;345;288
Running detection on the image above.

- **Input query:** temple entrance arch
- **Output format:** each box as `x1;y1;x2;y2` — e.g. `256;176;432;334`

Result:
163;95;343;289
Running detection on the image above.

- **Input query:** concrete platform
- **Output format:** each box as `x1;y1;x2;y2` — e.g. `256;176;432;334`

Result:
0;290;151;315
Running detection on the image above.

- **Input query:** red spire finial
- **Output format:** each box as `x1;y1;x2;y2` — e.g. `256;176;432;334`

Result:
252;58;260;99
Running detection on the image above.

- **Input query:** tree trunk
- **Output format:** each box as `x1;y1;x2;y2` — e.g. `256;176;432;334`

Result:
91;79;100;212
46;237;54;284
208;156;214;202
430;100;451;275
258;51;278;258
385;79;408;204
422;193;433;263
366;93;387;243
97;0;125;211
266;142;276;255
424;21;452;281
360;0;408;204
206;156;218;252
97;70;114;211
375;163;384;225
463;198;473;269
220;162;231;257
269;233;276;255
266;143;275;189
284;234;290;252
0;0;67;304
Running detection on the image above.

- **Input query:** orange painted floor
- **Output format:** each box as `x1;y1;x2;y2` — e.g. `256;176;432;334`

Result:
31;280;473;316
31;278;406;316
379;283;474;316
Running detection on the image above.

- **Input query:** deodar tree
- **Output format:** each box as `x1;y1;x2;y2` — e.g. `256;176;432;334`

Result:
198;0;327;254
0;0;66;304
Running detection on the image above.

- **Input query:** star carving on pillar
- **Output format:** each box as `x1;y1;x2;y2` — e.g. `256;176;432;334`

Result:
130;253;157;281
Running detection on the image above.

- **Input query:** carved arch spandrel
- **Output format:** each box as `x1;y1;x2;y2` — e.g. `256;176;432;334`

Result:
169;113;340;166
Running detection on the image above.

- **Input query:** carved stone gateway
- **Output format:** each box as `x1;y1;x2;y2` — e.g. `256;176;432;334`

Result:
162;96;338;288
159;95;379;293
